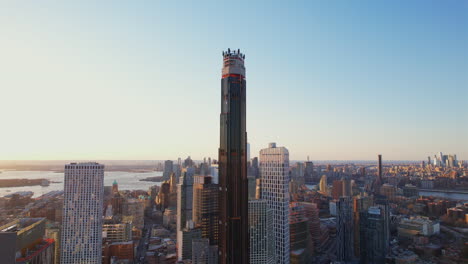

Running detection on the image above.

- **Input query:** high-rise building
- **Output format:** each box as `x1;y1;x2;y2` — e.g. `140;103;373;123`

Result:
289;202;311;264
177;169;195;261
353;195;373;258
112;179;118;194
249;199;275;264
260;143;290;264
342;177;352;197
192;238;218;264
304;161;314;183
193;175;219;246
0;218;55;264
359;206;388;264
103;223;132;243
336;197;354;263
319;175;328;194
45;228;60;264
375;196;390;253
163;160;173;179
179;223;202;261
61;162;104;264
297;202;320;253
218;48;249;264
332;180;344;200
378;154;382;182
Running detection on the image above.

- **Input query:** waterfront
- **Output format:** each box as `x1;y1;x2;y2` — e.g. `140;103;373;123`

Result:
0;170;163;197
419;189;468;201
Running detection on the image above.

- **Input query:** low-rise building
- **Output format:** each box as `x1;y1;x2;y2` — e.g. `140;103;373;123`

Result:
398;217;440;238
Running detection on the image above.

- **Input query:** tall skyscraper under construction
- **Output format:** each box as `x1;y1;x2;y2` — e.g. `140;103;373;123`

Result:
218;49;249;263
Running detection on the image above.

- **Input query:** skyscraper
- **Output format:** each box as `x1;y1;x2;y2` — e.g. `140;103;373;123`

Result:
359;206;388;264
193;175;219;246
112;179;118;194
248;199;275;264
353;195;373;258
332;180;344;200
260;143;290;264
163;160;173;180
378;154;382;182
319;175;328;194
61;162;104;264
297;202;320;253
177;169;195;261
304;161;314;183
218;49;249;264
336;197;354;263
289;202;311;263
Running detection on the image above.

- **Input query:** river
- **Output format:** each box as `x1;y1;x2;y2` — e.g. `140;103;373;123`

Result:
0;170;163;197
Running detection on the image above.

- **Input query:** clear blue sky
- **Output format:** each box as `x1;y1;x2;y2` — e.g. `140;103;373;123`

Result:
1;1;467;160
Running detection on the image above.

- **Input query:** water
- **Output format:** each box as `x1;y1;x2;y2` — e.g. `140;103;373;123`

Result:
419;190;468;201
0;170;162;197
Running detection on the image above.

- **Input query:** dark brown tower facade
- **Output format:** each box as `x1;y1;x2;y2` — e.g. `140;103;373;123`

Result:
218;49;249;264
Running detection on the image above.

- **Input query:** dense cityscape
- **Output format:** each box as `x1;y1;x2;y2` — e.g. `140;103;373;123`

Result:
1;2;467;264
0;50;467;264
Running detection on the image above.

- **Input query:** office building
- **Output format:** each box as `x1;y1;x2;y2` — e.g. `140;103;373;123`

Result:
398;217;440;238
304;161;314;183
378;154;383;181
112;179;118;194
0;218;55;264
353;195;373;258
45;228;60;264
102;241;134;264
103;223;132;243
179;224;202;261
218;49;249;263
297;202;320;253
249;199;275;264
260;142;290;264
359;206;388;264
403;184;418;197
289;202;311;263
332;180;344;200
192;238;218;264
336;197;354;262
379;184;396;201
177;169;195;260
163;160;174;180
61;162;104;264
319;175;328;194
193;175;219;246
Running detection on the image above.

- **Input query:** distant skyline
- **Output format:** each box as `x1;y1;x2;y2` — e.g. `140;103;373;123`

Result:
1;1;467;161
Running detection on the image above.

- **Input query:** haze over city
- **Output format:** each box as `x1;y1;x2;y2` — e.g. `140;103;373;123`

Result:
1;1;466;161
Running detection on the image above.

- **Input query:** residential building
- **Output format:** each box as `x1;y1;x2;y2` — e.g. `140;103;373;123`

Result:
61;162;104;264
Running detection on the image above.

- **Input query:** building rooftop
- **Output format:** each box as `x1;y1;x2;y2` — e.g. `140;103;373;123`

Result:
0;218;45;234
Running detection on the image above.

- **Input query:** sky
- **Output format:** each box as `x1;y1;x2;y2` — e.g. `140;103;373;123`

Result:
0;1;467;161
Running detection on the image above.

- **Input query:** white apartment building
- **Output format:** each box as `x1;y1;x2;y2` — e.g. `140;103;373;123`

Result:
249;199;275;264
60;162;104;264
259;143;290;264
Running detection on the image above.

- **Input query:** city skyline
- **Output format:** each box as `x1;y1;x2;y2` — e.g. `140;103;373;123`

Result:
1;1;467;161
